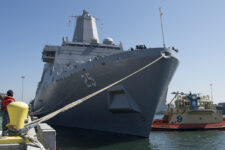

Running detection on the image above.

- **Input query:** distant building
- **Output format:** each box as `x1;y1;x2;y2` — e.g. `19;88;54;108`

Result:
156;98;167;114
0;93;6;109
156;98;175;114
0;92;6;100
216;103;225;114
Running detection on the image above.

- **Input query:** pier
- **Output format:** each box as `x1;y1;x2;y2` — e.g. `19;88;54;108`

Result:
0;122;56;150
0;100;56;150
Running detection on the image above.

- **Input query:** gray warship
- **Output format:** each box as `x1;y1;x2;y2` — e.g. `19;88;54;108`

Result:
31;10;179;137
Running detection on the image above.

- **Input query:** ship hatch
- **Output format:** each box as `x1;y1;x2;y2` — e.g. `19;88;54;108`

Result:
107;85;141;113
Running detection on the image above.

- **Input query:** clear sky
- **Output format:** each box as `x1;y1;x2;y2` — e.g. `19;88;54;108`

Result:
0;0;225;104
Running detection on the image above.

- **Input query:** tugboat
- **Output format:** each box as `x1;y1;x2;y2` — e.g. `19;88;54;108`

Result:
152;92;225;131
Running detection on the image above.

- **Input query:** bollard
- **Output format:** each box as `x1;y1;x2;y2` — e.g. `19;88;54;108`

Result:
7;102;28;131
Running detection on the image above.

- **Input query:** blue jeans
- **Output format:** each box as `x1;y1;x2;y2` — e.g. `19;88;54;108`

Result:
2;111;9;133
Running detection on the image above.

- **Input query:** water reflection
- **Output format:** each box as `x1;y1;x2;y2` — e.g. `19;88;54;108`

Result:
54;125;225;150
150;130;225;150
54;126;151;150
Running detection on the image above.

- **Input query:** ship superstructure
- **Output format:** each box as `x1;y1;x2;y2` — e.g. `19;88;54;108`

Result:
32;10;179;137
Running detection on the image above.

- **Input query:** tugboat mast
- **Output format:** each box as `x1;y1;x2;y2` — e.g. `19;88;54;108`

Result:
210;84;213;101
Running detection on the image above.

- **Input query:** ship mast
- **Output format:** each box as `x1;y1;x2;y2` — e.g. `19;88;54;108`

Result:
210;84;213;101
72;10;99;44
159;8;166;48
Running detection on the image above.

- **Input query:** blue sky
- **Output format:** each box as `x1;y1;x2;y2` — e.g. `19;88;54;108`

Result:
0;0;225;104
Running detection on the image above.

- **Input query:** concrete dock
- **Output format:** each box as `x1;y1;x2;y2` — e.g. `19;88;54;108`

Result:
0;95;56;150
0;123;56;150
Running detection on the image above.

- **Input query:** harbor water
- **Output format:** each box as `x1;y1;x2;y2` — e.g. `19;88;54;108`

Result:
1;114;225;150
54;115;225;150
54;126;225;150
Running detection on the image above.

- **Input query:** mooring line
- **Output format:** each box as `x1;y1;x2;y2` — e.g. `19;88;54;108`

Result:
26;55;164;126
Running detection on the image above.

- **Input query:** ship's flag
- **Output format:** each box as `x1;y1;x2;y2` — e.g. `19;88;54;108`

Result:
68;17;71;26
100;23;104;30
159;8;163;16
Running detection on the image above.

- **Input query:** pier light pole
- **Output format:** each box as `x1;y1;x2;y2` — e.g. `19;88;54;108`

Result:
21;75;25;101
210;84;213;101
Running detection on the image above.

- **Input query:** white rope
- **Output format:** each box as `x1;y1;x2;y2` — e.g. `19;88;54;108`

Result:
26;55;163;126
22;133;46;150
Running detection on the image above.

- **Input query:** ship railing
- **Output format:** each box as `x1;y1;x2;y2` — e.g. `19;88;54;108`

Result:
171;105;217;113
170;108;184;114
63;42;121;50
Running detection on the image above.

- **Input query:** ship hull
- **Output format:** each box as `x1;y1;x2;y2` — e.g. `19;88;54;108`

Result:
33;48;179;137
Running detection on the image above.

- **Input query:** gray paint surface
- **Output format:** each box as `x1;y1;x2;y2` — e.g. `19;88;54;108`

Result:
32;10;179;137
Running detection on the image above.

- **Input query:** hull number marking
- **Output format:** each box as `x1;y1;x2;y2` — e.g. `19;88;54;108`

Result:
81;72;96;88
